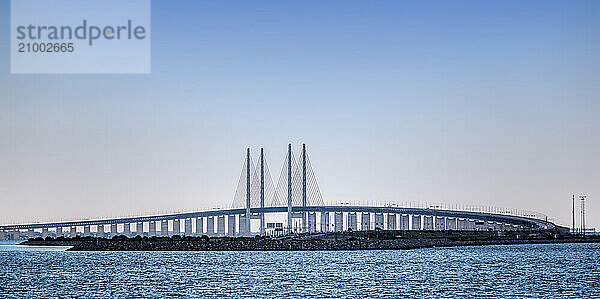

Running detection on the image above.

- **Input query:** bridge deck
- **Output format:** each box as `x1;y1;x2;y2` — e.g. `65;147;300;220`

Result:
0;205;552;230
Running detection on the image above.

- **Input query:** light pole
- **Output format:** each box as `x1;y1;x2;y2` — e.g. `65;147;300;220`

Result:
579;195;587;236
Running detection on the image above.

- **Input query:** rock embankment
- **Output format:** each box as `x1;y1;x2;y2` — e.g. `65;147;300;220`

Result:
67;237;598;251
20;230;600;251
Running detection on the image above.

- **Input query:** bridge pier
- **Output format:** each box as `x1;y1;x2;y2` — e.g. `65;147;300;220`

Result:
123;223;131;237
161;220;169;237
110;224;117;238
347;212;357;231
149;221;156;236
423;216;434;230
446;217;457;230
412;215;421;230
467;220;476;231
185;218;192;236
308;212;317;232
227;215;236;236
334;212;343;232
217;216;225;236
387;213;397;230
0;230;4;240
42;228;48;238
361;213;370;231
136;222;143;236
207;217;215;236
28;229;34;239
70;226;77;238
173;219;180;236
84;225;90;237
13;230;20;240
400;214;409;230
97;225;104;238
56;227;63;238
320;212;330;232
375;213;384;230
239;214;248;236
435;216;445;231
196;217;203;235
460;219;468;230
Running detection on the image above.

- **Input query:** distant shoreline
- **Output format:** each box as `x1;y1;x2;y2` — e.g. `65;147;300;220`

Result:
19;230;600;251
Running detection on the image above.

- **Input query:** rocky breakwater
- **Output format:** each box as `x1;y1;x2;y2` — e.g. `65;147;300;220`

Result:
18;229;596;251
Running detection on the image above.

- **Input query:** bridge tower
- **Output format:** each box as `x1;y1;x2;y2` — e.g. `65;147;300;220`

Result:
302;144;307;232
287;143;293;234
246;148;251;236
260;148;266;236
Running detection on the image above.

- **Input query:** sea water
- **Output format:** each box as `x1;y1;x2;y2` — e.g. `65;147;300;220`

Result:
1;242;598;297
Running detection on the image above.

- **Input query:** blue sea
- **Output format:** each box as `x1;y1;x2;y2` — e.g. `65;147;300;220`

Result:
0;242;598;298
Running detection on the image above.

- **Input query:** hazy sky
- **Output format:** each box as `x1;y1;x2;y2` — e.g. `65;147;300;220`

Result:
1;1;598;229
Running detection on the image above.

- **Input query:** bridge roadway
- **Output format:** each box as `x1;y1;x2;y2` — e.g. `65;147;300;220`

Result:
0;205;552;232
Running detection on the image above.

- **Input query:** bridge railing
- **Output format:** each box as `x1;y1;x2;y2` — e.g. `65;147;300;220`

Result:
331;200;548;222
1;201;549;228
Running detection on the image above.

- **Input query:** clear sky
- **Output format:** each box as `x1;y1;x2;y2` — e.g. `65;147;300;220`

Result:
1;1;598;229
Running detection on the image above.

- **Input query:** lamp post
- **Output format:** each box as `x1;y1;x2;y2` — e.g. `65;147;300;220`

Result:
579;195;587;236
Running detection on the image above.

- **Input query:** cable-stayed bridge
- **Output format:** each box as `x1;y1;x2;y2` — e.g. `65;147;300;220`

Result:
0;144;555;240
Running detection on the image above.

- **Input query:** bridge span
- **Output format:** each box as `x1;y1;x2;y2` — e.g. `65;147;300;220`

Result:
0;205;554;240
0;144;555;240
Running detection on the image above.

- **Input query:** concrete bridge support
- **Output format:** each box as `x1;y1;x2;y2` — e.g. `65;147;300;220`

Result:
173;219;181;236
334;212;343;232
161;220;169;236
56;227;63;238
13;230;20;240
28;229;34;239
110;224;117;238
423;216;434;230
347;212;357;231
196;217;203;235
467;220;476;231
238;214;248;235
320;212;330;232
387;214;397;230
97;225;104;238
136;222;144;236
185;218;192;236
487;222;494;231
70;226;77;238
123;223;131;236
0;230;4;240
308;212;317;232
217;216;225;236
227;215;236;236
400;215;409;230
456;219;467;230
361;213;370;231
375;213;384;230
84;225;90;237
476;221;486;231
412;215;421;230
435;217;445;231
149;221;156;236
207;217;215;236
42;228;49;238
495;223;503;231
446;218;457;230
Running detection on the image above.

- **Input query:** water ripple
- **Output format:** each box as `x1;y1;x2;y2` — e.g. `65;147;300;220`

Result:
0;243;599;298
